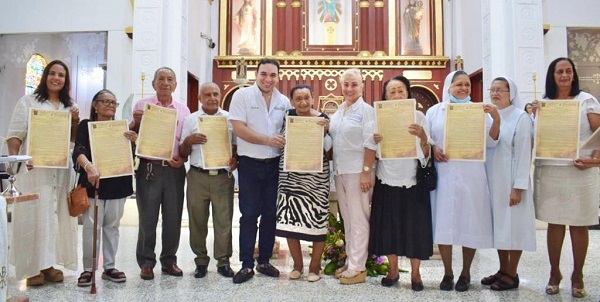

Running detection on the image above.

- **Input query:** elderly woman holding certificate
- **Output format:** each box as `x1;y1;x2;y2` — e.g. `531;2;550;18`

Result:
531;57;600;298
482;77;535;291
368;75;432;291
6;60;79;286
425;70;500;292
73;89;137;286
328;68;377;285
275;84;331;282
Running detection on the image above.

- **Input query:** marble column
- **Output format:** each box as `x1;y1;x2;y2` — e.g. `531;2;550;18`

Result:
132;0;189;105
482;0;545;108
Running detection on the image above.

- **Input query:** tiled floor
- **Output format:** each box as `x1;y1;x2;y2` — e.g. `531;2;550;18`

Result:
5;199;600;302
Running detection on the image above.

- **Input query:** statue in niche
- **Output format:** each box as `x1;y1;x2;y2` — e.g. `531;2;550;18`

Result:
234;0;258;55
403;0;424;54
317;0;342;45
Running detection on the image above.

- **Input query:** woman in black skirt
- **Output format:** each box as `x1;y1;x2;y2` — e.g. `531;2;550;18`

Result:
369;76;433;291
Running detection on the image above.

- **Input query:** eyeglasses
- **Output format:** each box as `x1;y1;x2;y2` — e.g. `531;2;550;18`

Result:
96;99;120;107
488;89;509;94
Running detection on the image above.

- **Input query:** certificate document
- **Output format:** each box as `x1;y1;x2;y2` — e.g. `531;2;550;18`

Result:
283;116;324;172
444;103;486;161
374;99;418;159
535;100;580;160
198;116;232;169
89;120;134;179
135;103;177;160
26;108;71;168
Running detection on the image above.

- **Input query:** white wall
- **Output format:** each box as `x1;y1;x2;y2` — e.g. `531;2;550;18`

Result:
0;0;132;33
445;0;483;74
542;0;600;68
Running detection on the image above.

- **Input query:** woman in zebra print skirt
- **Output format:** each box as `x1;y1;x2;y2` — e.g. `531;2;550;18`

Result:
275;84;332;282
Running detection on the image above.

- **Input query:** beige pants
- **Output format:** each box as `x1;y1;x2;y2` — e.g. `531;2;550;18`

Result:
334;173;374;272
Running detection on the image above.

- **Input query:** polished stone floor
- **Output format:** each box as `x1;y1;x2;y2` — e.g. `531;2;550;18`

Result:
5;200;600;302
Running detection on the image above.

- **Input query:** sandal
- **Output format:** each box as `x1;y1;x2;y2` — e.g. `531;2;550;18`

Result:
26;273;45;286
41;267;64;283
102;268;127;283
77;271;93;287
490;273;519;291
481;270;502;285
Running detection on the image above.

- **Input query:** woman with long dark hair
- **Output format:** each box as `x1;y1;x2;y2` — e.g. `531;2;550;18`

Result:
6;60;80;286
531;57;600;298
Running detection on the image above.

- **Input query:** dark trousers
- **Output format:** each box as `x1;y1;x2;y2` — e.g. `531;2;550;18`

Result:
238;156;279;269
135;161;185;268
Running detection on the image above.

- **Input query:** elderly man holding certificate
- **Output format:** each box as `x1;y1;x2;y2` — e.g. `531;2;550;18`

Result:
179;82;237;279
129;67;191;280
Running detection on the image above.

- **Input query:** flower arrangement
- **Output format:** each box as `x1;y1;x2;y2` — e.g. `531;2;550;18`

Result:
322;213;390;277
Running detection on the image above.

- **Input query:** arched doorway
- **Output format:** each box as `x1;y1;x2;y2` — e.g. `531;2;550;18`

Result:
221;83;252;111
411;85;440;114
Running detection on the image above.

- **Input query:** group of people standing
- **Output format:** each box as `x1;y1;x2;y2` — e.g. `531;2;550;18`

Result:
5;57;599;298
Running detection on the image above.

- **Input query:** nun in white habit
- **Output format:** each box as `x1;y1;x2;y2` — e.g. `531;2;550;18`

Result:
482;77;536;291
425;70;500;292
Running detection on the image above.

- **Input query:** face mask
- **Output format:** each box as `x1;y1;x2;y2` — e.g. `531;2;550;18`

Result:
449;95;471;103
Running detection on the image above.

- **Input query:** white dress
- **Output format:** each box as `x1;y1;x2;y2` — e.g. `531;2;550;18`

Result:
6;94;78;279
426;101;498;249
485;105;536;251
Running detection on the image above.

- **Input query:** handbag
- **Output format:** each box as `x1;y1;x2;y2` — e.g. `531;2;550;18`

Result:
68;171;90;217
416;146;437;191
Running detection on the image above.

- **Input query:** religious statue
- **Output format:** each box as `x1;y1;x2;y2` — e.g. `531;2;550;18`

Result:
234;0;258;55
317;0;342;45
403;0;424;54
318;0;341;23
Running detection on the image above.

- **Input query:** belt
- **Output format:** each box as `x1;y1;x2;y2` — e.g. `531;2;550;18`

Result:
240;156;280;164
140;158;170;167
190;166;228;176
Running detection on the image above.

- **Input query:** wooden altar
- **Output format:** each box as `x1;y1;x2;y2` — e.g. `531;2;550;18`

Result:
210;0;450;113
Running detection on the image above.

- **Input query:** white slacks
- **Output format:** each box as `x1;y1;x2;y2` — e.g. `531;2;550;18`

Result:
82;198;126;271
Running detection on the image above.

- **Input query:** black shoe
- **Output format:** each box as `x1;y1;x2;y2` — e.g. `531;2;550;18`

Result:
381;275;399;287
412;281;424;291
194;265;207;278
439;275;454;291
256;263;280;277
217;265;234;278
455;275;471;292
233;268;254;284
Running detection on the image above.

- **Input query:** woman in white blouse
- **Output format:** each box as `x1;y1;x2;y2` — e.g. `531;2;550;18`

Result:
368;75;432;291
531;57;600;298
482;77;535;291
328;68;376;285
6;60;79;286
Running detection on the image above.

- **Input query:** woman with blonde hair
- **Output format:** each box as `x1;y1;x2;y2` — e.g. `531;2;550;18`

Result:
328;68;376;284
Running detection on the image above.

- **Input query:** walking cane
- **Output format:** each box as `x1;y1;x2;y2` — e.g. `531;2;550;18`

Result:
91;190;99;294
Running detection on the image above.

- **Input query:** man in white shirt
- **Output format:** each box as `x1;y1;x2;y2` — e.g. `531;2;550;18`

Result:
228;58;291;284
180;82;237;279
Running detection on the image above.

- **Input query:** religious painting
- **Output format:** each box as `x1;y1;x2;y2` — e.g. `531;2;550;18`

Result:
398;0;432;55
304;0;358;53
231;0;262;55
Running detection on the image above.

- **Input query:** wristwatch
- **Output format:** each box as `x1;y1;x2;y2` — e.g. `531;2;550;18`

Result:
362;166;371;172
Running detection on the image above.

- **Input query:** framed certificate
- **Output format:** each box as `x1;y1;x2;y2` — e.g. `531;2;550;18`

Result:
26;108;71;168
135;103;177;161
198;115;232;169
374;99;418;159
89;120;134;179
443;103;486;161
283;116;324;172
535;100;580;160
